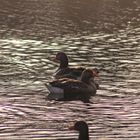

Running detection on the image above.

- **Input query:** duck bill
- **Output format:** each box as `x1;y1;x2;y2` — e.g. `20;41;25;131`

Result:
52;57;60;63
69;125;75;130
92;71;99;77
91;68;99;77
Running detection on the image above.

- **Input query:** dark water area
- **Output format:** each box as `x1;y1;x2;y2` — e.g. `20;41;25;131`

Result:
0;0;140;140
0;0;140;40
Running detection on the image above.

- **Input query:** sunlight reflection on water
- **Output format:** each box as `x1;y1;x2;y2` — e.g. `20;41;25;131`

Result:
0;27;140;139
0;0;140;139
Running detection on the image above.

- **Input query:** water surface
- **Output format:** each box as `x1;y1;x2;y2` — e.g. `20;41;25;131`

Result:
0;0;140;139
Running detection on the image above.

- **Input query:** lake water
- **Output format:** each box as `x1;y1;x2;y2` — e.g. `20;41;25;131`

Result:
0;0;140;139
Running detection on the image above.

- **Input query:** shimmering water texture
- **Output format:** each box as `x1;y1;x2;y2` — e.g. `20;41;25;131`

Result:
0;0;140;140
0;27;140;139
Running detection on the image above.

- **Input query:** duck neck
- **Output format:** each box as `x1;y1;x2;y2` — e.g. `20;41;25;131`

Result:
59;58;68;69
79;129;89;140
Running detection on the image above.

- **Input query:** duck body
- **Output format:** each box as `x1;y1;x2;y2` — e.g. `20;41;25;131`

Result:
47;78;95;102
69;121;89;140
46;69;98;102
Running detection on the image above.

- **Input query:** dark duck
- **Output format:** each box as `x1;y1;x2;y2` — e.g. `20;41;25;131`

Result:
69;121;89;140
53;52;99;81
46;69;98;102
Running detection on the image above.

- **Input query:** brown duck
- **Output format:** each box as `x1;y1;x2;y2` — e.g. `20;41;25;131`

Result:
46;69;98;102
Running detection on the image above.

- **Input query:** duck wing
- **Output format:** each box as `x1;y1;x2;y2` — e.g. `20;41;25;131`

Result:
54;68;71;78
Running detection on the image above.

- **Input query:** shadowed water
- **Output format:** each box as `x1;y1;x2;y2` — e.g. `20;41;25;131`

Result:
0;0;140;140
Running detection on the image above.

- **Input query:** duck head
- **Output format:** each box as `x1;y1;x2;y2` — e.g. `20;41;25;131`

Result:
54;52;68;69
69;121;89;140
81;69;98;83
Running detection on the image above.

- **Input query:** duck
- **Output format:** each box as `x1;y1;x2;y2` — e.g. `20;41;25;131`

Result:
46;69;98;102
53;52;99;80
69;121;89;140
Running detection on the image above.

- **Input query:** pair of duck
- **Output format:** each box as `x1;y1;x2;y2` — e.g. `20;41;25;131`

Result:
46;52;99;102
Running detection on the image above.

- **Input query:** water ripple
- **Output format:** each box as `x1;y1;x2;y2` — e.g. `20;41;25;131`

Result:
0;1;140;139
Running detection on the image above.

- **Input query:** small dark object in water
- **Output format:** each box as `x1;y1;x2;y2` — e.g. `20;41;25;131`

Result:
69;121;89;140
